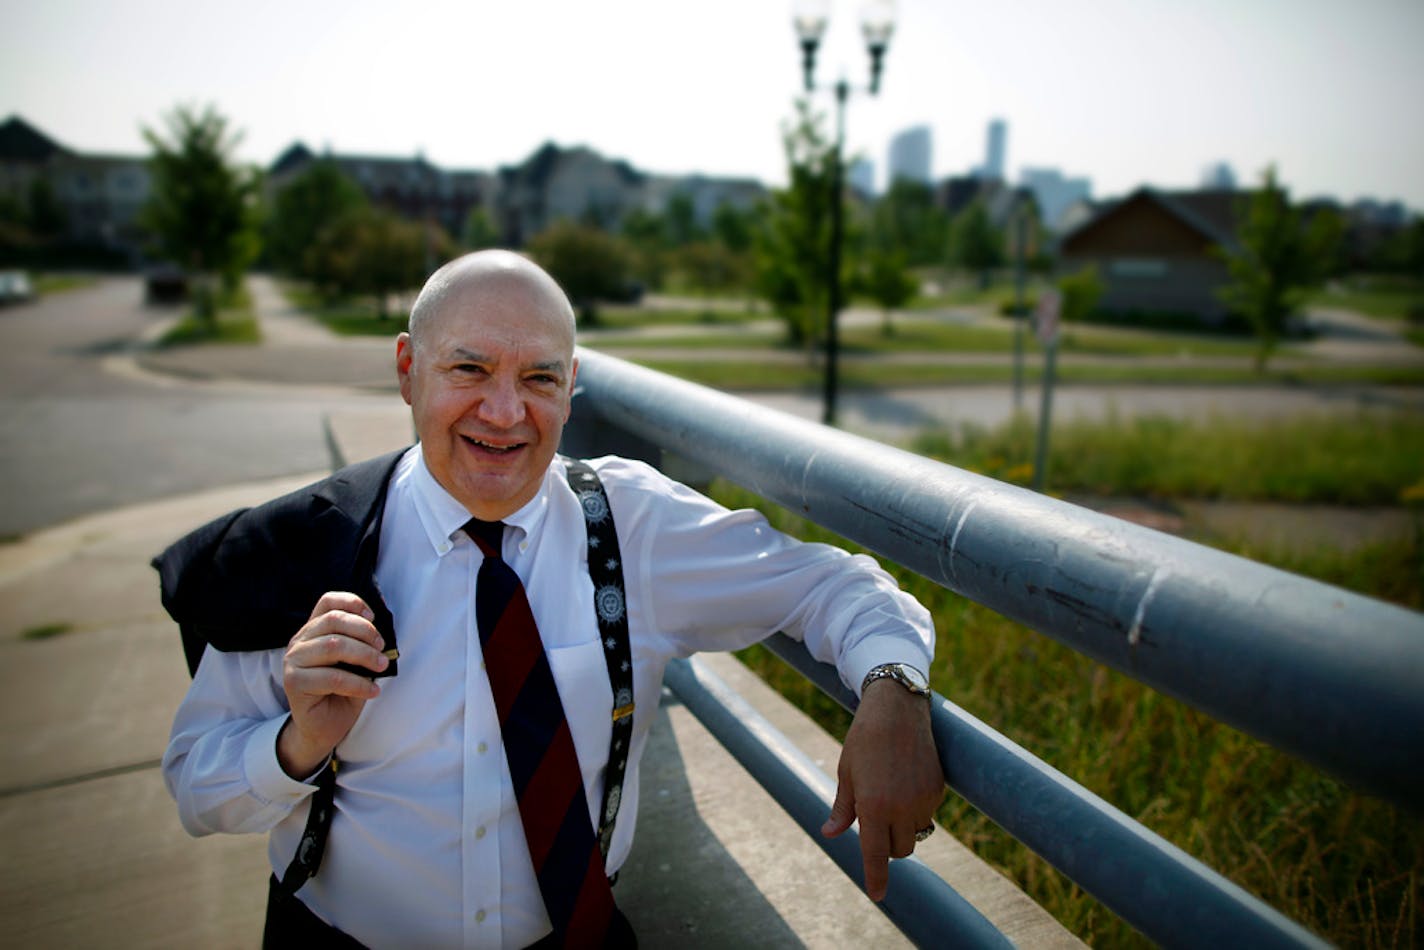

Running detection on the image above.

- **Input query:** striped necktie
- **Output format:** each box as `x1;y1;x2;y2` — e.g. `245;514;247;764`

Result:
466;519;615;948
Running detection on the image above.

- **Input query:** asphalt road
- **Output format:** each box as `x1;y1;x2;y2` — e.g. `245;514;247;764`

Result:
0;278;391;536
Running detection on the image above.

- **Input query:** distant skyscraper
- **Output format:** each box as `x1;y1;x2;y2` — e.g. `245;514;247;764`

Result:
982;118;1007;181
1019;167;1093;230
887;126;932;186
848;157;876;196
1200;161;1237;190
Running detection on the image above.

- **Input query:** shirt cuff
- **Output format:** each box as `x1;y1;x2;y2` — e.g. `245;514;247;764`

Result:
841;638;933;699
244;715;324;804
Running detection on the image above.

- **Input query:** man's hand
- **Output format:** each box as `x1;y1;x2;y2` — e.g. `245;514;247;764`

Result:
278;591;388;779
821;678;944;902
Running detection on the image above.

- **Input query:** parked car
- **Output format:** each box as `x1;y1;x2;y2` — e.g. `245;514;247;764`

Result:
144;264;188;304
0;270;34;305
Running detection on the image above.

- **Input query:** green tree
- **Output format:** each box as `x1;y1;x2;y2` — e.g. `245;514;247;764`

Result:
862;249;917;336
670;240;750;296
1217;167;1342;371
663;192;704;247
305;207;438;317
872;178;950;265
618;207;669;290
711;201;755;253
141;104;260;326
25;178;67;240
462;207;500;250
1057;264;1104;322
753;101;836;347
265;160;367;278
949;200;1004;289
527;220;635;326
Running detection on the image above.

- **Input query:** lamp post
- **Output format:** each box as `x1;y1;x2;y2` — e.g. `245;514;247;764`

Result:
793;0;896;427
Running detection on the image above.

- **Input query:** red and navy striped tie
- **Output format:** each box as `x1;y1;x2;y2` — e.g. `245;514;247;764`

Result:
467;519;615;948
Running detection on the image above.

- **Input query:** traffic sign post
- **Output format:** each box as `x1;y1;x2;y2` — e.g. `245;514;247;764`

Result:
1032;290;1062;492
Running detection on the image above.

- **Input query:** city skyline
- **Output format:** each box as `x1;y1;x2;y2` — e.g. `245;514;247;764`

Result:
4;0;1422;210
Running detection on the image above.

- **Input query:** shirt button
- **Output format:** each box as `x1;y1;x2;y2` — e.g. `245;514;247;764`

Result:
477;741;488;754
475;825;486;840
519;541;529;552
476;910;486;924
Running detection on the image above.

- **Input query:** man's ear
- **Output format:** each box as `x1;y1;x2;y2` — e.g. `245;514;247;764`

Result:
563;355;579;423
396;333;415;405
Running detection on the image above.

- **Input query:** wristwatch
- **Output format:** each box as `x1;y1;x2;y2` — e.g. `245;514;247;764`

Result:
861;662;931;699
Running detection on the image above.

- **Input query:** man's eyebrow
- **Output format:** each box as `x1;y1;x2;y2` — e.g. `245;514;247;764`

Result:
448;348;566;375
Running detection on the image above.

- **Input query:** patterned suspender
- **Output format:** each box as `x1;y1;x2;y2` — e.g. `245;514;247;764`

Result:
278;458;632;895
563;458;634;862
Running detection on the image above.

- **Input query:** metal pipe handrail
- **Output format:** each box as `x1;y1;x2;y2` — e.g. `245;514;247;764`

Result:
662;656;1014;949
761;634;1327;948
572;347;1424;812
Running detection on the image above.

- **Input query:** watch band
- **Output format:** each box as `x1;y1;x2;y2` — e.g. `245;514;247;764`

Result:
861;662;930;698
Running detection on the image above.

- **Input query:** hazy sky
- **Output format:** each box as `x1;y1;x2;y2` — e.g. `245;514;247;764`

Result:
4;0;1423;209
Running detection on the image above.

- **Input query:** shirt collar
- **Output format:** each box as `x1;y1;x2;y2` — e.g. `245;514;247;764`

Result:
408;448;559;557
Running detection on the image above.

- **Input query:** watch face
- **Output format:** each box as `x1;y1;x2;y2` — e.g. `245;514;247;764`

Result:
898;664;929;692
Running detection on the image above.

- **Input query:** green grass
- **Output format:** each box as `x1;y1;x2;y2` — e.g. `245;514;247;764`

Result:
34;273;96;295
21;622;73;641
158;286;260;346
627;356;1424;391
912;412;1424;506
844;319;1277;359
593;306;765;330
281;285;409;336
1312;276;1424;322
710;466;1423;948
596;315;1268;360
318;309;409;336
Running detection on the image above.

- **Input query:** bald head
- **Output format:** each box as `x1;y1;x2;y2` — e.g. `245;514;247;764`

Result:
408;250;576;355
395;249;581;519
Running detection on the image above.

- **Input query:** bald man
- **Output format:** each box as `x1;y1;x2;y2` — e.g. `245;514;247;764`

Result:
159;251;943;949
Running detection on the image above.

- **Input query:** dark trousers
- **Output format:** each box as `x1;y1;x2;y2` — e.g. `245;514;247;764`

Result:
263;875;637;949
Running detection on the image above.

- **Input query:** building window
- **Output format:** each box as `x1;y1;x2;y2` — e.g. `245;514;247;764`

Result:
1110;258;1168;279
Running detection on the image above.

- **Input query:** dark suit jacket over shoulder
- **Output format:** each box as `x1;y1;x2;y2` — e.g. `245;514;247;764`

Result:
153;449;407;677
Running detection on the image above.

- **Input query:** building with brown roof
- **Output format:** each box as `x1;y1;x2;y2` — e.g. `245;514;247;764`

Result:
1058;187;1243;322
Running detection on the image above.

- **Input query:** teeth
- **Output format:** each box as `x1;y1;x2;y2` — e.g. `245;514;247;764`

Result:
466;436;516;453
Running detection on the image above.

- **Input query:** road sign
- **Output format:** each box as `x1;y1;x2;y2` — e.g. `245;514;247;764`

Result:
1035;290;1062;345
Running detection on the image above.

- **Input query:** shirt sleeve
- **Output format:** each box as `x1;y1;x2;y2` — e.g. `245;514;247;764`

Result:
605;458;935;695
162;645;321;837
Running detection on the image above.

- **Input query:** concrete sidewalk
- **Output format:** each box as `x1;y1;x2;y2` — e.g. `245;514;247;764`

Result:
0;427;1079;948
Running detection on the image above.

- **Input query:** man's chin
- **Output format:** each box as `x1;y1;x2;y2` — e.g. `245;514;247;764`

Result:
451;469;536;521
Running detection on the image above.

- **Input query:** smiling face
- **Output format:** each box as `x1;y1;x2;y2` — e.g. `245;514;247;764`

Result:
396;252;578;520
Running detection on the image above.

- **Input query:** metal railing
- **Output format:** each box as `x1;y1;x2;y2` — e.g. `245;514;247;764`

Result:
564;347;1423;947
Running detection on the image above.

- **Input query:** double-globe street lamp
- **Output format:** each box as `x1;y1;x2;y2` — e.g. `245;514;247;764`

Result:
793;0;896;426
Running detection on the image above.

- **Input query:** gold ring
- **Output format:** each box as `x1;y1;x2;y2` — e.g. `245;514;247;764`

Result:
915;825;935;842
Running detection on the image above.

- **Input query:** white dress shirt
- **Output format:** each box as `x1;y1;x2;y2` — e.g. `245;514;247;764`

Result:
163;446;934;948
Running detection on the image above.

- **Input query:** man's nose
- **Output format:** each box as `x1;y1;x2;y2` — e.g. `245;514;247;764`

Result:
477;378;525;427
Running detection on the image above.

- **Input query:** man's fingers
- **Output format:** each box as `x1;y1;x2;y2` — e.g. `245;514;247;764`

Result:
860;829;892;903
308;591;375;624
821;778;857;838
293;605;385;653
887;820;916;860
288;663;382;701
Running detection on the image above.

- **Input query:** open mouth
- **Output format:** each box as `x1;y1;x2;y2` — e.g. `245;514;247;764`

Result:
461;434;525;455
